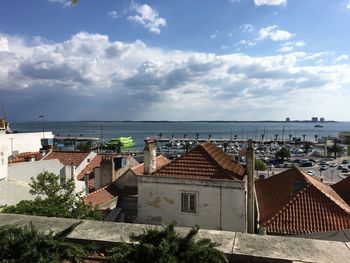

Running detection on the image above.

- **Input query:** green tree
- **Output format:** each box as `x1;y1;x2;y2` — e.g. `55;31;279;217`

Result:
255;159;267;172
76;141;92;151
2;171;102;220
108;223;227;263
329;139;343;159
303;141;313;155
275;147;291;163
0;224;84;263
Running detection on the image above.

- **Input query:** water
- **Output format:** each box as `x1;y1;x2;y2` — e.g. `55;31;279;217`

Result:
11;121;350;151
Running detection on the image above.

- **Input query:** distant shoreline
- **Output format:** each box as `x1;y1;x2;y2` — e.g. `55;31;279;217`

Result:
12;120;338;123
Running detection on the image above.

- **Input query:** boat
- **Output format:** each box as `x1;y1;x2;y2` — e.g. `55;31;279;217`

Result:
314;124;323;128
107;137;135;148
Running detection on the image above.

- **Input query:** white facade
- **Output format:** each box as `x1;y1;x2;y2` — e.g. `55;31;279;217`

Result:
137;176;246;232
0;131;54;180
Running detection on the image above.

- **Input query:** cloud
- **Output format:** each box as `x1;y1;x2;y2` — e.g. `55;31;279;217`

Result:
257;25;294;41
347;1;350;9
335;54;348;63
240;24;255;33
254;0;287;6
108;10;118;19
278;41;305;52
127;2;167;34
1;32;350;121
48;0;71;8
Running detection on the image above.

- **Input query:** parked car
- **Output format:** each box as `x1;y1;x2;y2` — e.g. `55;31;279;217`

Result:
320;165;328;171
338;165;344;170
329;163;337;167
306;170;315;176
300;161;314;167
342;160;349;164
342;168;349;173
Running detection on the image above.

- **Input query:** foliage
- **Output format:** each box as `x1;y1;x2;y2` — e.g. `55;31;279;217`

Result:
255;159;267;171
328;140;343;159
76;141;92;151
275;147;291;163
107;223;227;263
0;224;84;263
2;171;102;220
303;141;313;154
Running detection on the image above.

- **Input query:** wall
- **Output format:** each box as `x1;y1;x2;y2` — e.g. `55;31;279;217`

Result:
0;179;34;206
137;176;246;232
115;169;137;190
8;159;64;183
74;151;97;176
0;144;8;180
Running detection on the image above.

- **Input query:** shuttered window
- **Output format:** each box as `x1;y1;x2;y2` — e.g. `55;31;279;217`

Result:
181;193;196;213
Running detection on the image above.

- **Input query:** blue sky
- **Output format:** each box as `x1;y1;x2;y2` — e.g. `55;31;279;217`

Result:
1;0;350;121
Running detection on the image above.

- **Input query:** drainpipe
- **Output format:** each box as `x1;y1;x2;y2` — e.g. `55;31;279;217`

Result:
246;139;255;234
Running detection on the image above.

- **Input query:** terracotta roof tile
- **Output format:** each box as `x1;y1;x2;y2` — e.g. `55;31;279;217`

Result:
131;155;171;176
255;166;350;235
332;176;350;206
44;151;90;167
9;152;42;164
77;154;103;181
152;142;245;180
83;184;119;207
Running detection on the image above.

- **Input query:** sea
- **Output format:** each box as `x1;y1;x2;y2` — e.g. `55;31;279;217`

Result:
11;121;350;151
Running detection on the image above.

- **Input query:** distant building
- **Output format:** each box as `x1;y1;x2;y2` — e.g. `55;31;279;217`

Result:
311;117;318;122
320;117;325;123
286;117;290;122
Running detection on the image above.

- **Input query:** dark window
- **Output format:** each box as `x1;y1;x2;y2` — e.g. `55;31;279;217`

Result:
181;193;196;213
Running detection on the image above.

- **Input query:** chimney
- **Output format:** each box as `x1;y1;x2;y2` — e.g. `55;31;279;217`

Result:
95;156;114;189
246;139;255;234
144;137;156;175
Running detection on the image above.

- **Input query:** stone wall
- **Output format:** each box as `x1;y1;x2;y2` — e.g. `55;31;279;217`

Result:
0;213;349;263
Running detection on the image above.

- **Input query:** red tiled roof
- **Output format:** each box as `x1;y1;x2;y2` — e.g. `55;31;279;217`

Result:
77;154;103;181
83;184;120;207
9;152;42;164
44;151;91;167
332;176;350;206
131;155;171;176
255;166;350;235
152;142;245;180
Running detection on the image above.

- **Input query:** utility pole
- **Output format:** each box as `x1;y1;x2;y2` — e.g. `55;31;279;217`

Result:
246;139;255;234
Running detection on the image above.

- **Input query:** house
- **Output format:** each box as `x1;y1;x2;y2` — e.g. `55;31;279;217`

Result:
83;154;170;221
255;166;350;235
332;176;350;206
136;138;247;232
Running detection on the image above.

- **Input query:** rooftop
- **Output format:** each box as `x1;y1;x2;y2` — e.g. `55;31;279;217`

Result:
255;166;350;235
332;176;350;206
152;142;245;180
131;155;171;176
44;151;91;167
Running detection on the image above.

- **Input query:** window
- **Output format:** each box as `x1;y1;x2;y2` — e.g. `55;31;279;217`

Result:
181;193;196;213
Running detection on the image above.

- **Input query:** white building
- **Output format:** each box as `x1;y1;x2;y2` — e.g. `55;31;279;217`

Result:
136;139;247;232
0;131;54;180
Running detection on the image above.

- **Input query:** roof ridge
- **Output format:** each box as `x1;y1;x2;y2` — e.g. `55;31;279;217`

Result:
299;169;350;214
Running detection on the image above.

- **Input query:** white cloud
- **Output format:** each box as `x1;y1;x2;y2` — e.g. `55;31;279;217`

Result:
48;0;71;8
278;41;305;52
240;24;255;33
127;2;167;34
1;32;350;121
108;10;118;19
0;37;9;52
347;1;350;9
254;0;287;6
258;25;294;41
335;54;348;62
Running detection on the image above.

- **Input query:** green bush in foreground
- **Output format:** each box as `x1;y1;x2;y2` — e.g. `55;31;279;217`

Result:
108;223;228;263
0;224;84;263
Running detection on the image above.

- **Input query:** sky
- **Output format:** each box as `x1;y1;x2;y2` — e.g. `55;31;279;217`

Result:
1;0;350;121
